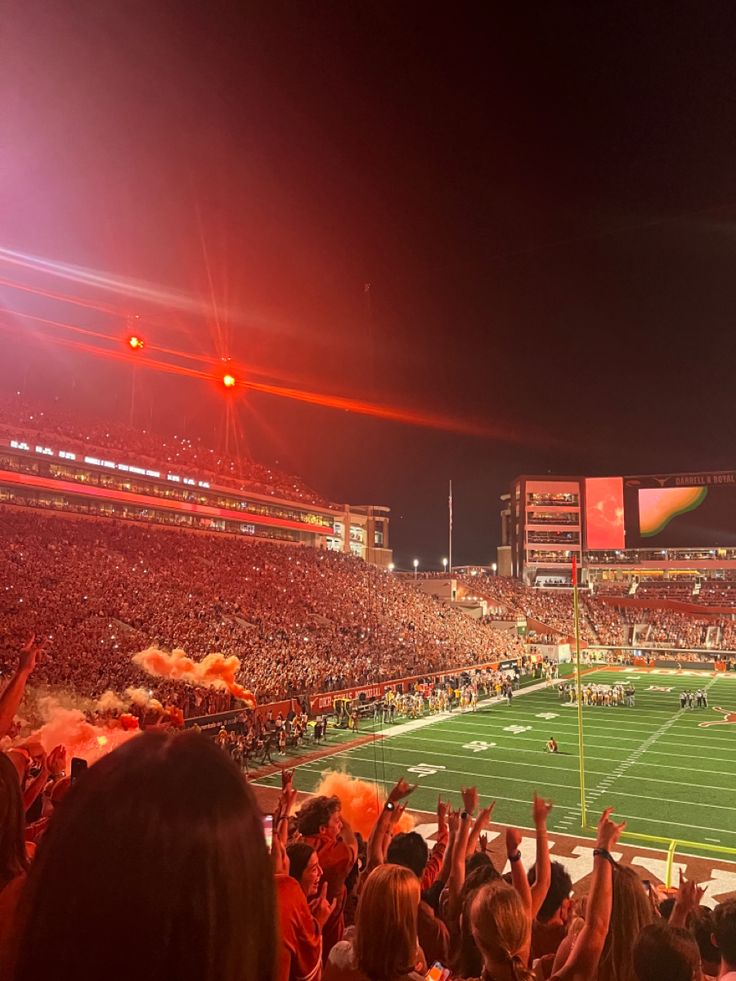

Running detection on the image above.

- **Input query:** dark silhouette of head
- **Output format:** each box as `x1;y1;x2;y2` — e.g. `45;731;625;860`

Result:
0;752;28;888
386;831;429;879
11;731;276;981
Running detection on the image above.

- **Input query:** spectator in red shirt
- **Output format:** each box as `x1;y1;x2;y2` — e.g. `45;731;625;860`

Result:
296;795;358;961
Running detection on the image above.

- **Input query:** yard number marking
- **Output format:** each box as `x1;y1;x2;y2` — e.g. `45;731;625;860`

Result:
407;763;447;778
462;740;496;753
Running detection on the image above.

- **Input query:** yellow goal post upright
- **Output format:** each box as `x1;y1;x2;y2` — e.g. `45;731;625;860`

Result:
571;554;587;828
571;558;736;882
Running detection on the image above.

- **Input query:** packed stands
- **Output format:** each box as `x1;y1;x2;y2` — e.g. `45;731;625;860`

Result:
0;508;525;712
459;574;736;654
0;394;332;507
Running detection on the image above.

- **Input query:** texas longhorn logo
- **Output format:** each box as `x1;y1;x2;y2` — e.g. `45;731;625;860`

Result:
698;706;736;728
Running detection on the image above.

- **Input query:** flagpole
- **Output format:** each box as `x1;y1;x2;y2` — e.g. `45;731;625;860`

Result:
448;479;453;574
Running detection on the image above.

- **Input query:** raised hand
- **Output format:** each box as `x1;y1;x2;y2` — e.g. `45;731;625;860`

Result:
388;777;418;804
437;797;449;831
19;635;44;675
506;826;523;855
461;785;479;815
447;805;460;837
310;881;337;928
676;870;707;912
533;791;553;826
475;802;496;830
479;833;488;853
595;806;626;851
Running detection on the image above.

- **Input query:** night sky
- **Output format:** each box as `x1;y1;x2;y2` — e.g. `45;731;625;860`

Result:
1;2;735;567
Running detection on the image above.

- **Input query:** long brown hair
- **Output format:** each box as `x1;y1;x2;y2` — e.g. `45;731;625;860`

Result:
355;864;420;979
471;881;535;981
599;865;655;981
11;731;276;981
0;753;28;888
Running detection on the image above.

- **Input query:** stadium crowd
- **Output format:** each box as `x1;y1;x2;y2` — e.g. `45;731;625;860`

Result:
0;508;526;717
461;576;736;655
0;655;732;981
0;394;331;507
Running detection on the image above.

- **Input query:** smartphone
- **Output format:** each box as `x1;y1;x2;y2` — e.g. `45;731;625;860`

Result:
425;963;450;981
263;814;273;848
70;757;88;786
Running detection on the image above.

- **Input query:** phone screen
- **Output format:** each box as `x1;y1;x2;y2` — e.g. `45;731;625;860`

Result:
425;963;450;981
70;757;88;785
263;815;273;848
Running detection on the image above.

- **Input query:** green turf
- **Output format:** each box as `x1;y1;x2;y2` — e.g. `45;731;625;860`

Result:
255;669;736;860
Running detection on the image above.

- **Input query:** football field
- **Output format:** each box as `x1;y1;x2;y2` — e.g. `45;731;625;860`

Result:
255;668;736;859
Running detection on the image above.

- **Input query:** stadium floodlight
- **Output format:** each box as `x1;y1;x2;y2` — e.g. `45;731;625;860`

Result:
388;562;395;572
442;557;448;571
413;558;419;579
222;372;237;389
491;562;497;574
127;335;144;351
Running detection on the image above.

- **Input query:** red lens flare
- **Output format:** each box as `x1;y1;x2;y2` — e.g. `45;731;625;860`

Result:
127;335;145;351
222;372;236;388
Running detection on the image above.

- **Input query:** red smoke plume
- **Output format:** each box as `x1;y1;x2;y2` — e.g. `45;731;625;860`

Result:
313;770;415;839
132;647;256;707
29;698;139;764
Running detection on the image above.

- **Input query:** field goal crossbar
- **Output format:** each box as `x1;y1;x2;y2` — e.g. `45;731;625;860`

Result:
577;821;736;885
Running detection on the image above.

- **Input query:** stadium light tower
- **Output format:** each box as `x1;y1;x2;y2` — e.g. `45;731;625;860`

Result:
413;558;419;579
124;321;145;427
442;557;448;572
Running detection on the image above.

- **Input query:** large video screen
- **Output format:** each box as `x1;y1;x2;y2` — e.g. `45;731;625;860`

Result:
585;477;625;549
624;473;736;547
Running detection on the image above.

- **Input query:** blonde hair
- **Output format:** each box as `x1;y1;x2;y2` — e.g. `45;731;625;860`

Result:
470;881;534;981
355;864;420;980
599;865;655;981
